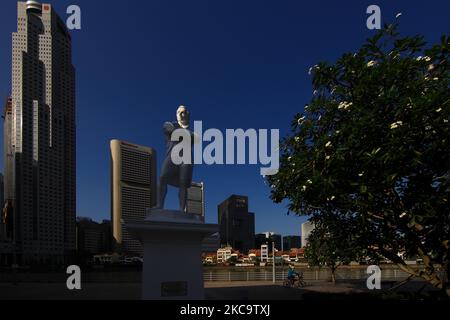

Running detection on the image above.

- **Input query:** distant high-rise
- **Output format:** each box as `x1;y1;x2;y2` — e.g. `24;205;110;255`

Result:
0;174;4;210
1;98;13;265
255;232;282;251
301;222;315;248
218;195;255;254
0;173;4;242
254;234;267;250
186;182;204;219
76;218;112;255
283;236;301;251
3;97;13;204
4;2;76;264
110;140;156;256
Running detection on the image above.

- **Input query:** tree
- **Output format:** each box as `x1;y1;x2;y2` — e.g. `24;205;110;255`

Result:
250;256;261;264
305;215;360;284
268;25;450;296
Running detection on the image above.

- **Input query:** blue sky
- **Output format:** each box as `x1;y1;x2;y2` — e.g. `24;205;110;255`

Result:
0;0;448;236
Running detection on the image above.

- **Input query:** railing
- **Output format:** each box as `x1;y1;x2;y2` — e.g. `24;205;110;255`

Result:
202;268;419;282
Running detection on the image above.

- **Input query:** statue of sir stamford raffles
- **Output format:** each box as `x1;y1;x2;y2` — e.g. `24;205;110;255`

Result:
156;105;195;212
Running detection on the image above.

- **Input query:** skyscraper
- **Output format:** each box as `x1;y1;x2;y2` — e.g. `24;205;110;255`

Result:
218;195;255;254
283;235;301;251
76;217;112;255
255;232;282;251
186;182;204;219
0;172;4;242
3;97;13;204
254;233;267;250
0;174;4;210
4;1;76;264
110;140;157;256
301;221;315;248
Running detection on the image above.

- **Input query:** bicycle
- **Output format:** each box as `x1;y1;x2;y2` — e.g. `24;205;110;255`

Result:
283;274;307;288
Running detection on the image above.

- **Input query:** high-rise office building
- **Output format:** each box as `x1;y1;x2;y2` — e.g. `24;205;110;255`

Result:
4;2;76;264
283;235;301;251
254;233;267;250
218;195;255;254
255;232;282;251
186;182;204;219
76;218;112;255
186;181;217;252
3;97;13;205
0;97;14;265
110;140;156;256
0;174;4;210
0;172;4;242
301;221;315;248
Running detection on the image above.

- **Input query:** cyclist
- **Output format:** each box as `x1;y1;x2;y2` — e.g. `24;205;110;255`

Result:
287;264;300;286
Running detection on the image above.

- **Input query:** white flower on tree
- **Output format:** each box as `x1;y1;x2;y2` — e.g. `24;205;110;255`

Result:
390;121;403;129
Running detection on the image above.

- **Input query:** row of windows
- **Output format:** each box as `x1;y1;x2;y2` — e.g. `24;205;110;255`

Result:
122;229;143;253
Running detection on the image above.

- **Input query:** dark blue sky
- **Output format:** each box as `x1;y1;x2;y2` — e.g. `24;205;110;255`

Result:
0;0;448;236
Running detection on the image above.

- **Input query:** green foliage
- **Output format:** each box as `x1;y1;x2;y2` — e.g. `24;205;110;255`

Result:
227;256;238;265
305;216;360;270
268;25;450;293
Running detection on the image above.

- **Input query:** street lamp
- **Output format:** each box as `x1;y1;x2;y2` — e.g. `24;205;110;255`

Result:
272;241;275;283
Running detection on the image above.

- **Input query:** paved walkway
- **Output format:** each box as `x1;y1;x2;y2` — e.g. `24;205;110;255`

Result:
205;280;366;300
0;280;437;300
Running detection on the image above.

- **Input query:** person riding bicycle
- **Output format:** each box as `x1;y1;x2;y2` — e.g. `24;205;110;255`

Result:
287;264;301;285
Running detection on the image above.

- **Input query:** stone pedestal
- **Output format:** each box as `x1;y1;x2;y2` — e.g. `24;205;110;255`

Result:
127;209;218;300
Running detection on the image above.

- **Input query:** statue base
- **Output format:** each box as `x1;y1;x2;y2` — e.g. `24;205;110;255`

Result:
127;208;218;300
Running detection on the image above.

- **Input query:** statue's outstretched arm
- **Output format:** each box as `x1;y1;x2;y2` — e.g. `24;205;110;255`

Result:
163;122;175;136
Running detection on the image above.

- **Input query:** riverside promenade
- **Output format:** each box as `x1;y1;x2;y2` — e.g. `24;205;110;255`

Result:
0;279;439;300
